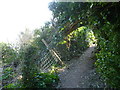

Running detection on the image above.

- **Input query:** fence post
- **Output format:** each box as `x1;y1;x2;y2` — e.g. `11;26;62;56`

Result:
41;39;64;65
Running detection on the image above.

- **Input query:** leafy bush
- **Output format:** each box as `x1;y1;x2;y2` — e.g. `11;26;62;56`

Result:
33;72;59;88
2;67;14;80
56;26;90;61
21;45;38;88
4;83;17;88
0;43;17;65
2;67;17;88
21;44;59;88
95;23;120;88
3;83;23;88
49;2;120;88
3;72;59;88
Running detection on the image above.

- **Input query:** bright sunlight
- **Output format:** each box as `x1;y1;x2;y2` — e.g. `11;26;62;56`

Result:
0;0;53;44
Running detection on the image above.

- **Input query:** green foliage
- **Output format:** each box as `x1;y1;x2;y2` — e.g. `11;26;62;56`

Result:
21;43;59;88
3;83;23;88
48;2;95;61
0;43;17;64
2;67;14;80
1;2;120;89
85;29;97;46
4;83;18;88
90;3;120;88
49;2;120;88
3;72;59;88
56;26;94;61
18;24;60;88
68;26;89;57
95;23;120;88
22;45;39;88
49;2;90;27
33;72;59;88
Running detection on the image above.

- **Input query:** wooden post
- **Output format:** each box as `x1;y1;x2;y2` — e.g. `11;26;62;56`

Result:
41;39;49;48
41;39;64;65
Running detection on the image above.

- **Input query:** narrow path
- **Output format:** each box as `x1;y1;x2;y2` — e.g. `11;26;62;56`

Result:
58;45;106;88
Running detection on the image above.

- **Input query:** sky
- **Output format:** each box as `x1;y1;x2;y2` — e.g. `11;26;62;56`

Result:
0;0;53;44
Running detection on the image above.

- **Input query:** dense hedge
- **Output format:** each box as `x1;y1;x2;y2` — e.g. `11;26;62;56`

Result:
90;3;120;88
1;2;120;88
49;2;120;88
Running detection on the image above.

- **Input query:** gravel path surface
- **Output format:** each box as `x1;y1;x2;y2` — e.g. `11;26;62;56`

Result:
58;45;106;88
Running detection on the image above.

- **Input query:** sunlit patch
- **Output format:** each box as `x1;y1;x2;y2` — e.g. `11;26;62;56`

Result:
50;65;67;73
85;29;97;47
0;0;52;44
17;75;22;80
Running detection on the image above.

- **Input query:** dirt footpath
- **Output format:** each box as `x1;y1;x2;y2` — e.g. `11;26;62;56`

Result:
58;45;107;88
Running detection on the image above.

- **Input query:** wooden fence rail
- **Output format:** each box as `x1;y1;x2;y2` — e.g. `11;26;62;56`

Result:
40;39;64;72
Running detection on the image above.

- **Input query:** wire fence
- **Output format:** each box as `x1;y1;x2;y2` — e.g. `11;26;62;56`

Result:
1;38;63;88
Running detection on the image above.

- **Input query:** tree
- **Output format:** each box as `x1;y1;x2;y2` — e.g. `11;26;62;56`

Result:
49;2;120;87
18;28;33;47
